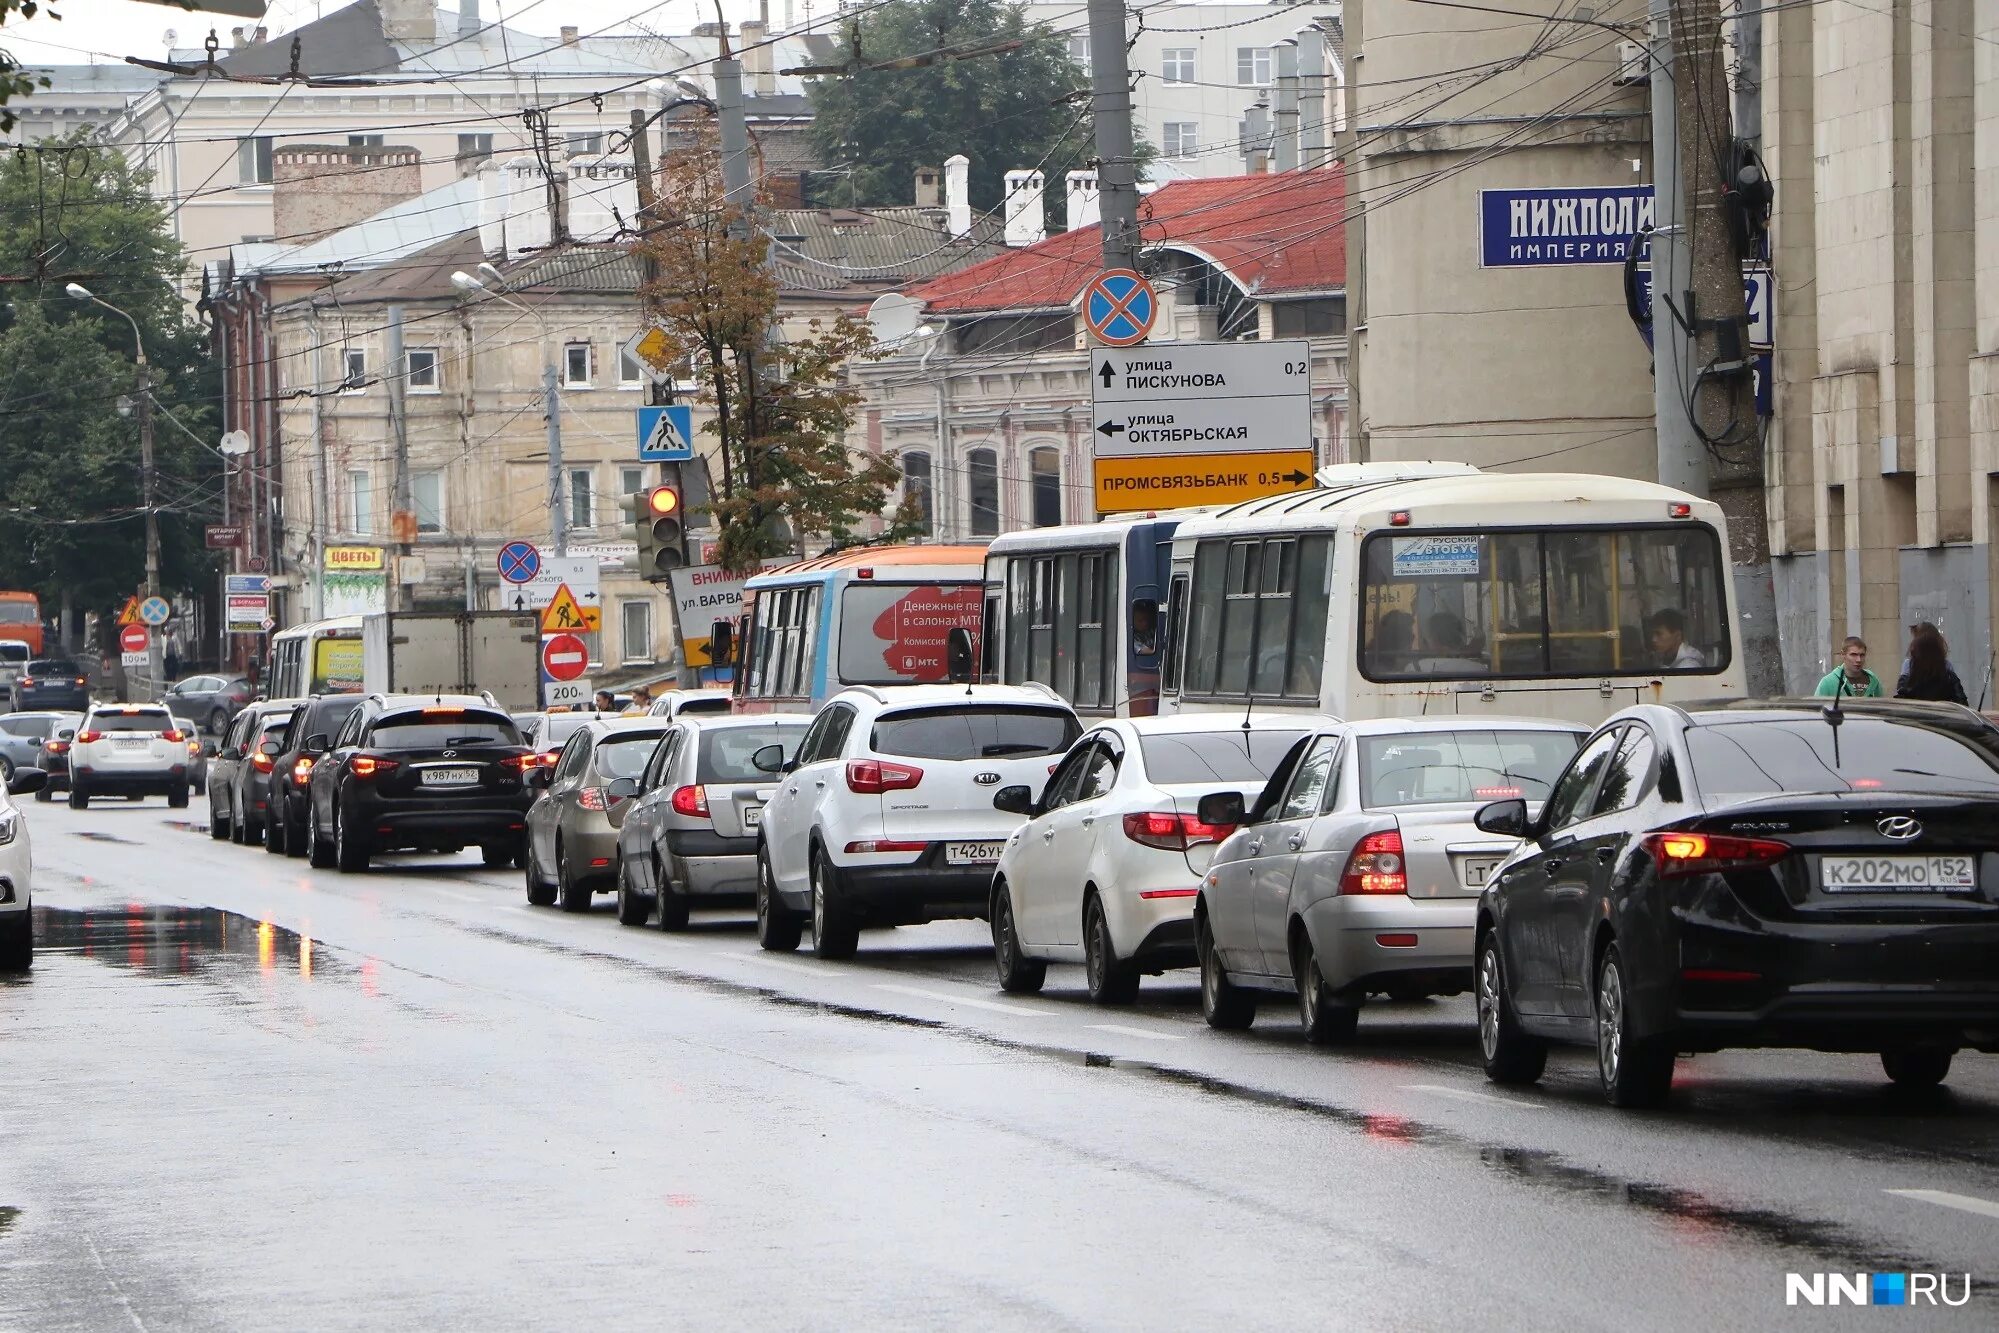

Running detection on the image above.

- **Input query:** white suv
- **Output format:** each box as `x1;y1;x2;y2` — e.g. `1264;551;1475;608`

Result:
69;705;191;809
756;684;1080;959
0;765;46;970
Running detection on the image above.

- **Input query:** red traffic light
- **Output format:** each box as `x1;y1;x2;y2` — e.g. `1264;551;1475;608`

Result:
647;485;681;517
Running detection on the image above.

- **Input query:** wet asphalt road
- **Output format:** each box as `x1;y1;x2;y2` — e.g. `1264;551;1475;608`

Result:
4;797;1998;1329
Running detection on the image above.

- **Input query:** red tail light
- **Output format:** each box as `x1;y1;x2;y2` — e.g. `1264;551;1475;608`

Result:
499;753;538;774
16;677;32;688
845;759;923;794
349;755;400;779
577;787;610;812
76;729;102;744
73;677;86;686
1642;832;1789;878
1340;829;1407;895
251;752;275;773
46;740;68;755
670;785;709;818
292;756;316;785
162;728;186;743
1121;811;1234;851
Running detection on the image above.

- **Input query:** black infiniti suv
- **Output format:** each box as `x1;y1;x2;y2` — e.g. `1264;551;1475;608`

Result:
303;694;536;873
264;692;366;857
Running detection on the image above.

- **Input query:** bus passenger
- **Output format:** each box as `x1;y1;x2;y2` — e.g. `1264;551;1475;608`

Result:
1369;609;1414;674
1416;612;1488;675
1646;608;1707;669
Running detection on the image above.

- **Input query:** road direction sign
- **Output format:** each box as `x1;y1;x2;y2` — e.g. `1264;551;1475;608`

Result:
542;632;590;682
1094;450;1317;512
225;574;272;596
119;624;149;654
497;540;542;585
636;405;696;462
139;596;172;626
506;556;600;616
1082;269;1157;347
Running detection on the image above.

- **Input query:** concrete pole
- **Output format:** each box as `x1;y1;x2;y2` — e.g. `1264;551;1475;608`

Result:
1086;0;1140;271
387;305;412;611
1648;0;1707;500
137;356;162;694
1273;39;1299;173
545;361;567;557
713;48;754;217
311;327;328;620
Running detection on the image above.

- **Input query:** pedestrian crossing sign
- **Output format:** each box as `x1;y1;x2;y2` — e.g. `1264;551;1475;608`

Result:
636;405;695;462
539;582;599;634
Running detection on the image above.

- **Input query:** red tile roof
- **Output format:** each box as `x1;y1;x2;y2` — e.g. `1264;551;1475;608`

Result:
908;169;1346;316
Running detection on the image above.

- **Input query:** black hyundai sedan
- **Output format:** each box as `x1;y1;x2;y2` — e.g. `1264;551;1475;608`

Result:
1472;699;1999;1107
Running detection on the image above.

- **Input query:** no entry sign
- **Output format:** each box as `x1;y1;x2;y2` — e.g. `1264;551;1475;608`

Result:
119;624;149;654
541;632;589;683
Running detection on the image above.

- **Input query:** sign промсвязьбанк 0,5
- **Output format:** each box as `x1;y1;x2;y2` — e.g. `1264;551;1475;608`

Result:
1479;186;1655;267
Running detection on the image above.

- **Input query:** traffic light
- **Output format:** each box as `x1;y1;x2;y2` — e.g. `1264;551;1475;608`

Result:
629;482;686;581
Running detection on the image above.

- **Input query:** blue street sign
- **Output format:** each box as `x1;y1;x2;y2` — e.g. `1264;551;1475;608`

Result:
1479;186;1655;267
224;574;271;595
497;540;542;585
1083;269;1157;347
139;596;172;626
637;405;695;462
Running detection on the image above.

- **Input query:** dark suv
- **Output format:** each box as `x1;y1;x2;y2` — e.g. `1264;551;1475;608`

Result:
15;660;90;712
264;693;366;857
303;694;535;873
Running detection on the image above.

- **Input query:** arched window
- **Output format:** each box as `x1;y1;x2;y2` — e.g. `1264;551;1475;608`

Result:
967;448;1000;537
1028;445;1062;528
900;450;934;535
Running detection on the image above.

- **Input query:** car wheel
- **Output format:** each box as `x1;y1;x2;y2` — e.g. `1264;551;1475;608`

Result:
990;882;1045;994
1881;1048;1954;1090
0;912;31;973
264;808;287;854
208;792;229;840
556;839;592;913
1595;944;1674;1108
207;708;228;735
615;854;654;928
1476;931;1547;1085
654;855;690;932
756;847;801;953
333;803;370;874
1083;894;1139;1005
167;785;188;810
0;756;13;785
68;783;87;810
1198;916;1254;1031
523;837;557;907
810;850;859;960
307;798;336;870
480;842;513;868
1294;935;1358;1045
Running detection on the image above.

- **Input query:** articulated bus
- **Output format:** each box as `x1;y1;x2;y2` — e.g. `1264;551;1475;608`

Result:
1160;463;1745;724
267;616;365;698
981;514;1204;717
728;547;989;713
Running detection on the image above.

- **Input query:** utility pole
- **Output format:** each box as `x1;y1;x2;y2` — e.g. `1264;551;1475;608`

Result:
1086;0;1139;271
1647;0;1705;500
545;361;567;558
387;304;412;611
136;355;162;693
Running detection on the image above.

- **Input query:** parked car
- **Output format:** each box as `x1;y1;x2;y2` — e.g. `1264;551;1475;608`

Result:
1474;698;1999;1107
206;700;299;844
989;715;1320;1003
0;639;30;706
1196;717;1587;1043
616;714;810;930
162;673;255;735
644;689;733;721
264;693;367;857
170;714;207;793
0;711;69;786
523;718;676;911
68;704;191;807
757;684;1080;959
30;714;83;801
304;695;534;872
0;763;49;970
14;659;90;712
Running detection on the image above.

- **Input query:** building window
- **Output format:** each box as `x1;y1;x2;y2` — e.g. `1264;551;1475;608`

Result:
620;599;654;665
342;348;366;392
1164;123;1198;158
564;131;604;156
568;467;595;530
412;470;444;534
900;450;933;535
237;135;273;184
620;466;645;497
1029;446;1061;528
967;448;999;538
348;134;385;147
1067;33;1091;74
406;347;439;391
1271;297;1347;338
617;345;644;388
457;133;494;164
346;468;373;535
1236;47;1270;86
563;342;592;388
1161;49;1195;84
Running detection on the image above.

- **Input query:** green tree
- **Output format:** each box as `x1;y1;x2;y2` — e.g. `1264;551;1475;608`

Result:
803;0;1100;227
0;137;220;642
0;0;56;130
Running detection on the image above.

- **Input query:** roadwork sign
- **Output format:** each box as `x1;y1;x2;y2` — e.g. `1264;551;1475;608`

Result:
1094;449;1316;513
539;583;599;634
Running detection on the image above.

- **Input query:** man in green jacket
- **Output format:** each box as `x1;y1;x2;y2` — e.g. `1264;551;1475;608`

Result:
1814;636;1884;697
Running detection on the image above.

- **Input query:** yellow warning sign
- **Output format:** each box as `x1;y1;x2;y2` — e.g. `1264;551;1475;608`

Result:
539;583;601;634
1094;449;1317;514
632;326;678;374
115;596;141;626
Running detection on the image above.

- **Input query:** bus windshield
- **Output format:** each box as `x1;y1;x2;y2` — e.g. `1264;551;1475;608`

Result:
836;583;985;686
0;601;36;624
312;635;365;693
1357;526;1729;681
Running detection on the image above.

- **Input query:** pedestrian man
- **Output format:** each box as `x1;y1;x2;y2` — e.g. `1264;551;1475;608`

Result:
1814;636;1884;698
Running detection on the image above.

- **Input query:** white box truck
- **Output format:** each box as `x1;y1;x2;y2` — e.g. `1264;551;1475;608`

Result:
361;611;542;711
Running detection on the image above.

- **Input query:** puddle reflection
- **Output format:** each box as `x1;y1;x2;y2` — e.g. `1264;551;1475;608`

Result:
32;904;344;985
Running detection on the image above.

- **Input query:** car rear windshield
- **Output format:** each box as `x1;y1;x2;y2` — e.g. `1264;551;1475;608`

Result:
300;697;364;741
538;714;596;750
700;722;809;782
1139;730;1313;784
871;706;1078;761
29;661;80;676
0;642;29;661
89;711;174;733
595;733;669;780
0;715;55;739
1686;718;1999;799
676;697;732;716
368;710;520;750
1360;729;1583;807
256;714;296;744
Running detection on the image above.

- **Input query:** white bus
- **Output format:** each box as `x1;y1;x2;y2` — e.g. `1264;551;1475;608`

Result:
1160;464;1745;723
266;615;365;698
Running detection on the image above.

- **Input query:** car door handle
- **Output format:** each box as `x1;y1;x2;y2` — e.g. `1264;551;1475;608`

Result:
813;780;826;789
1080;816;1095;828
1286;834;1304;851
1247;839;1264;855
784;784;797;795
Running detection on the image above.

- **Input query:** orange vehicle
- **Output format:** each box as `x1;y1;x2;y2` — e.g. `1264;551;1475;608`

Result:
0;591;43;654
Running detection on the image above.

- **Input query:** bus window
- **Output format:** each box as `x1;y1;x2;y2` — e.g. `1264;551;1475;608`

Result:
980;592;999;680
1130;599;1159;657
1184;536;1334;702
1162;574;1188;694
836;582;984;686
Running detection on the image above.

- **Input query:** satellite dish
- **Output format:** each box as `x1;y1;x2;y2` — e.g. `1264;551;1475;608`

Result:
219;430;252;457
163;28;178;48
866;293;920;346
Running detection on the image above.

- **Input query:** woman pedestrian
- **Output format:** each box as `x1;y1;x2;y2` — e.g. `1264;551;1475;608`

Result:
1896;627;1968;704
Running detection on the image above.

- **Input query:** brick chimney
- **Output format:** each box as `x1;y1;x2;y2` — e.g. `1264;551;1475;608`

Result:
379;0;437;44
273;144;426;245
559;25;579;45
914;165;942;209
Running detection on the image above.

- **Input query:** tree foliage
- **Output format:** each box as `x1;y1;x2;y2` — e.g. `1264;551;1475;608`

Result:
632;127;921;576
0;0;56;130
803;0;1095;226
0;138;220;633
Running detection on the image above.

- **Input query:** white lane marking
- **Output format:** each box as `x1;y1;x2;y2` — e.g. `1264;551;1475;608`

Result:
726;952;823;977
1086;1023;1187;1042
1884;1188;1999;1221
871;982;1056;1017
1401;1083;1544;1110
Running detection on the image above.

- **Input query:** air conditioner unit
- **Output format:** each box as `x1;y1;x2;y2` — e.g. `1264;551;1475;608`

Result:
1614;40;1649;86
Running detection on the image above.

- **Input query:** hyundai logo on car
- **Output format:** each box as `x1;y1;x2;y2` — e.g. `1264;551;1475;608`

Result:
1877;816;1923;841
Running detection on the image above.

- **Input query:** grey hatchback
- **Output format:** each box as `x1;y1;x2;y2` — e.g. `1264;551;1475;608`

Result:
615;714;810;931
523;718;676;913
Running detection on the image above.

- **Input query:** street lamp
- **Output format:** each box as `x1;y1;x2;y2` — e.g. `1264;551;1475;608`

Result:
451;269;568;557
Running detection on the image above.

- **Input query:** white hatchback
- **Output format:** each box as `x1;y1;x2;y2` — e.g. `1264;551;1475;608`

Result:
990;715;1322;1003
756;684;1080;959
69;705;191;808
0;764;48;969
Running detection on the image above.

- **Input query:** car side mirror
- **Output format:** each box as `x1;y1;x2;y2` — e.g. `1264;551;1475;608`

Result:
220;746;242;762
257;739;282;755
6;768;47;797
1197;791;1246;828
303;734;328;753
1474;798;1531;838
992;784;1034;816
606;777;640;800
945;626;977;684
751;743;785;774
56;729;74;742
